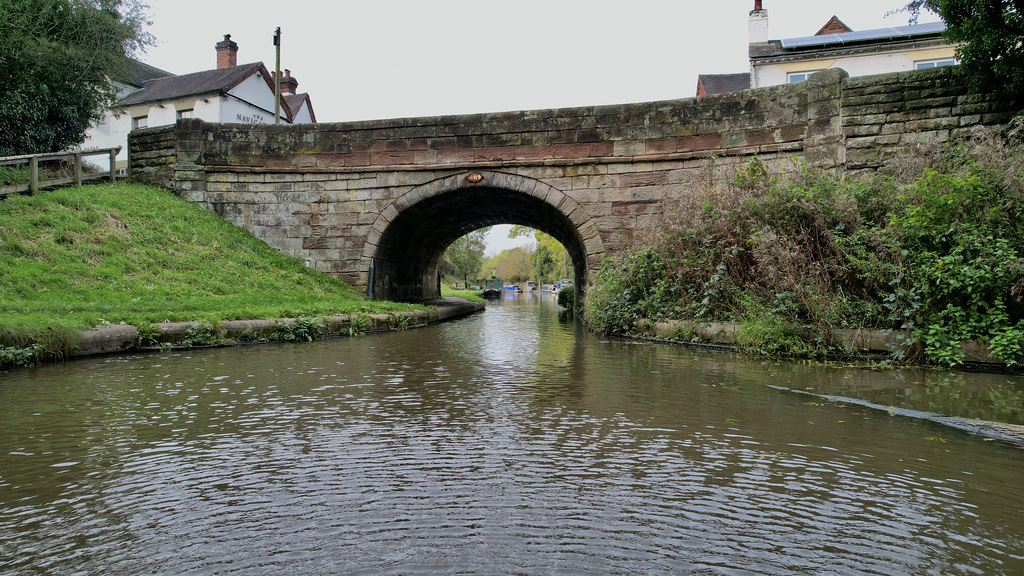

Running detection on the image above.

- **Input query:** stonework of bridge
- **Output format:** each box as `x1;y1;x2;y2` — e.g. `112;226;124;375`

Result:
129;67;1010;302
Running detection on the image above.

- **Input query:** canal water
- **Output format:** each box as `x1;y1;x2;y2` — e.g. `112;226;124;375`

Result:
1;295;1022;575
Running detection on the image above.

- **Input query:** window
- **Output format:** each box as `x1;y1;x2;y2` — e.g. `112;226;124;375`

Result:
132;115;148;129
787;70;825;83
177;109;193;120
915;58;956;70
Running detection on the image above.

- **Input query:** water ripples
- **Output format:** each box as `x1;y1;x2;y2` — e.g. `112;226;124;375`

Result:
1;297;1022;575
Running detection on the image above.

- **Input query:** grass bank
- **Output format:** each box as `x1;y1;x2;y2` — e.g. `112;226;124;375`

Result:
0;181;423;363
585;131;1024;368
440;284;484;302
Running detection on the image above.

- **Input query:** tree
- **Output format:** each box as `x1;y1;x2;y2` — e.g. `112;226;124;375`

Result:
0;0;153;156
480;247;533;284
508;225;574;284
901;0;1024;110
440;227;489;284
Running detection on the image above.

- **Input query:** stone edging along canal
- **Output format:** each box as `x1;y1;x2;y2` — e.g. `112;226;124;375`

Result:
71;299;484;358
640;319;1014;365
634;319;1024;448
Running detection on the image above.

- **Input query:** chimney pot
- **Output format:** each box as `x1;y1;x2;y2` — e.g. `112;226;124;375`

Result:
754;0;762;10
278;68;299;95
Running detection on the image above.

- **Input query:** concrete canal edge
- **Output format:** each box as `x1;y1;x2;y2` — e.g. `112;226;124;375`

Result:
640;318;1010;365
71;298;484;358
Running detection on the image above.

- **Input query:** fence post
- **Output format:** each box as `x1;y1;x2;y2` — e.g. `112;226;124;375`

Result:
109;149;117;183
29;157;38;195
74;152;82;187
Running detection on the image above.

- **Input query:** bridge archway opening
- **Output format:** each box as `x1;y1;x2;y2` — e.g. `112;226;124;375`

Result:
369;183;590;303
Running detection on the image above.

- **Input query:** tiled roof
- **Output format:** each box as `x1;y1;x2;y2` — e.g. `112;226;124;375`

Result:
122;59;174;88
119;62;265;106
284;93;316;123
697;73;750;96
816;16;853;36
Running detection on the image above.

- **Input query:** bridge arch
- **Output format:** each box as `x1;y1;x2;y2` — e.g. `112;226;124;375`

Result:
362;171;603;302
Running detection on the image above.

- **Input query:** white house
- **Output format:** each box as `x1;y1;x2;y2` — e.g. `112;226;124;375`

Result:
81;34;316;173
747;1;956;88
696;2;957;96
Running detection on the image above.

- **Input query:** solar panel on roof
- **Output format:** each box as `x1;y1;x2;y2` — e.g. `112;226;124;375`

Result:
780;21;945;49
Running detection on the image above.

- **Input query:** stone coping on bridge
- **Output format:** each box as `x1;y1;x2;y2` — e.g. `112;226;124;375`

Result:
197;141;807;174
70;299;484;358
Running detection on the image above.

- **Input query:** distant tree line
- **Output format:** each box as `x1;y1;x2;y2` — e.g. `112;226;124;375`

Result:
440;226;574;287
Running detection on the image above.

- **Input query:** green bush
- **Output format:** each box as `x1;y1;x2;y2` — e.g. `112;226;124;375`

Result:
585;137;1024;366
557;285;576;310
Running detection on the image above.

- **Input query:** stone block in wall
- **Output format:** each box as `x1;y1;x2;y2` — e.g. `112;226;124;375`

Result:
846;134;900;149
983;112;1013;125
843;91;905;107
843;113;888;127
958;114;983;126
804;143;845;168
846;101;905;116
613;141;645;156
906;117;960;132
880;122;906;135
846;146;896;169
901;130;950;145
844;124;882;138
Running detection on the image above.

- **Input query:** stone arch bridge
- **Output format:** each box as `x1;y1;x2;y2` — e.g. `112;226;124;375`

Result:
129;68;1007;302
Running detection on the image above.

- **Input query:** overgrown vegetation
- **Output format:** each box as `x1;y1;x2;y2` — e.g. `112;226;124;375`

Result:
557;286;575;310
0;182;423;364
585;131;1024;367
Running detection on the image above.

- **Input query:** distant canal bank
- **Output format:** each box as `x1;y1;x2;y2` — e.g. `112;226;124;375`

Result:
2;294;1021;575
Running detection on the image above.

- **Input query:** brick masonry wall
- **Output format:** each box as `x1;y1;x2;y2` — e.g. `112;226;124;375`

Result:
128;67;1012;300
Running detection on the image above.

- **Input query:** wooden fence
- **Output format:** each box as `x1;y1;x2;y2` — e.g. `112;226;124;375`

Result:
0;147;121;198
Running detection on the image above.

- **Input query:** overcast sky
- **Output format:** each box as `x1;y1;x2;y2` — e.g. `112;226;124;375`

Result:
139;0;939;253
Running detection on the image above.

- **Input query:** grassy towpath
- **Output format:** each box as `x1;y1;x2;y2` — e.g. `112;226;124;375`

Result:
0;181;424;357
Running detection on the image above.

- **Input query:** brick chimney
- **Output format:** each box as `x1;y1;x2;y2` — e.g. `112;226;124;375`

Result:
278;69;299;95
749;0;769;44
216;34;238;69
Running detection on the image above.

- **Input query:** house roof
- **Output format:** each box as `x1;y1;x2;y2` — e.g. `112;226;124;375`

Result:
751;21;947;60
122;59;174;88
815;15;852;36
284;93;316;123
696;73;750;96
119;62;269;107
780;21;945;50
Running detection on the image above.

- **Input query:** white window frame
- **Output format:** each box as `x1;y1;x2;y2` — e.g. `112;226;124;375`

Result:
787;70;825;83
176;108;194;120
132;115;148;129
915;58;956;70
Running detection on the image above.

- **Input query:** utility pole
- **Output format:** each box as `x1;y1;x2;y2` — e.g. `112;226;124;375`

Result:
273;27;281;124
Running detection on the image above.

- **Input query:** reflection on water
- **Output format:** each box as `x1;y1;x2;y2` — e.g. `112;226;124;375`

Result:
1;293;1022;575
